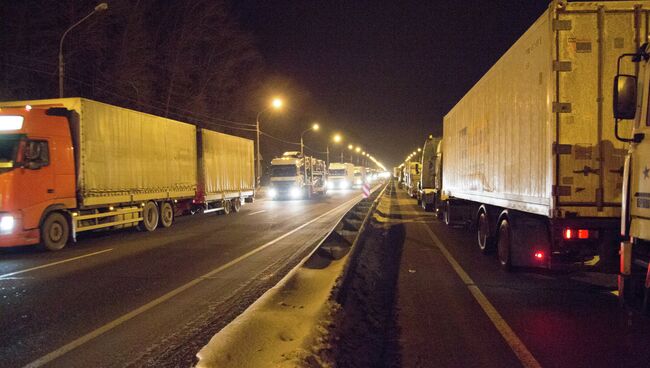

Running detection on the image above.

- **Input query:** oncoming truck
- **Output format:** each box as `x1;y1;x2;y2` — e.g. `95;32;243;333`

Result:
268;152;327;199
0;98;254;250
439;1;645;271
327;162;354;190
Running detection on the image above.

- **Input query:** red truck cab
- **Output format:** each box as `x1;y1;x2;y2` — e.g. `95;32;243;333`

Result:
0;105;76;249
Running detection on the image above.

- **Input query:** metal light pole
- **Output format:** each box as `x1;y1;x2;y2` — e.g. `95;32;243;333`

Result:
300;123;319;183
255;98;283;186
58;2;108;98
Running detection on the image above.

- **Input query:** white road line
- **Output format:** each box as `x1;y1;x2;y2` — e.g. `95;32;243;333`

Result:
0;248;114;280
421;224;542;368
248;210;267;216
23;194;365;368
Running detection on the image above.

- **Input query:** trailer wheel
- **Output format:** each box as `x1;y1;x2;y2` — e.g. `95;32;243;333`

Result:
496;219;512;271
477;211;494;254
231;198;242;213
223;200;231;215
138;201;159;232
159;202;174;228
40;212;69;251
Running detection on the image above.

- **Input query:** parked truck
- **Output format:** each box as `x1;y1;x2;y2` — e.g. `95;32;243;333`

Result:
403;161;421;198
0;98;254;250
439;1;646;271
417;135;442;211
268;152;327;199
614;42;650;310
327;162;354;190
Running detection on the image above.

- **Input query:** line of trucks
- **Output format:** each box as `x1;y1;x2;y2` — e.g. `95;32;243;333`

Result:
0;98;255;251
0;97;384;250
395;1;650;310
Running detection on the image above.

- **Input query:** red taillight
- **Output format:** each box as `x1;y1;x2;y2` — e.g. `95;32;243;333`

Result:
564;228;573;239
564;228;590;240
534;251;544;259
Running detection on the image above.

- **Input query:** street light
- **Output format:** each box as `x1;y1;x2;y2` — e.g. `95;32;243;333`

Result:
328;134;343;165
59;2;108;98
256;97;284;185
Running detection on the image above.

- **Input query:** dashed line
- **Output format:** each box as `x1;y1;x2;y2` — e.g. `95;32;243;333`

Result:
248;210;267;216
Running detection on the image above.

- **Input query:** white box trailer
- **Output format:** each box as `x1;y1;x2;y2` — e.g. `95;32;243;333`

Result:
441;1;648;270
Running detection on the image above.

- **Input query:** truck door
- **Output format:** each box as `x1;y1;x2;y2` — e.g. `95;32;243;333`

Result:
556;7;641;215
17;138;55;230
630;63;650;227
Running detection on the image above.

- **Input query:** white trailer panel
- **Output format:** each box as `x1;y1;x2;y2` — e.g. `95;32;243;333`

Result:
442;1;646;218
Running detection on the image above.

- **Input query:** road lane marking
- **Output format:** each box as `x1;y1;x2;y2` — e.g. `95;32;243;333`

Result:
248;210;267;216
23;193;367;368
0;249;114;280
421;224;542;368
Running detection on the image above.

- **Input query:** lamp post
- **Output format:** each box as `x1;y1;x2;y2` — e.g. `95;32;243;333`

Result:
355;146;361;165
256;97;283;186
348;144;353;162
300;123;319;186
58;2;108;98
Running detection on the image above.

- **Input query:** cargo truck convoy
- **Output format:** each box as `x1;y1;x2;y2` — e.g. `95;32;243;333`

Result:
614;42;650;310
327;162;354;190
0;98;254;250
268;152;327;199
420;1;647;271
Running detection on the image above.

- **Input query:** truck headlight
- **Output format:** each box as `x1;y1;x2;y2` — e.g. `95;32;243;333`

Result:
327;181;335;189
0;215;15;233
340;180;349;189
290;186;302;199
268;188;277;198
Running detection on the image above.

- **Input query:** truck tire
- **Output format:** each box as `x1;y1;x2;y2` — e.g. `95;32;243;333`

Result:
40;212;69;251
159;202;174;228
496;219;512;271
138;201;159;232
477;211;494;254
231;198;242;213
223;200;231;215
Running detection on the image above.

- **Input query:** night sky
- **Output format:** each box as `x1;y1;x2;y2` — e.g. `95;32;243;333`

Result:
231;1;550;168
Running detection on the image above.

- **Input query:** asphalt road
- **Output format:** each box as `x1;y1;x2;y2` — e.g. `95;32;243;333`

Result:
0;188;371;368
389;186;650;368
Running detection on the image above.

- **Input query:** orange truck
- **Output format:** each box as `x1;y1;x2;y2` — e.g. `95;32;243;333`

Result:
0;98;254;250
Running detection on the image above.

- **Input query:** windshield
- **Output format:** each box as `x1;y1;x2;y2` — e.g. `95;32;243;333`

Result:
271;165;297;177
0;134;22;170
330;169;346;176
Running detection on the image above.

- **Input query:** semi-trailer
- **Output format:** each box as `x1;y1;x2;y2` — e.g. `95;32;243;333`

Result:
0;98;254;250
403;161;421;199
439;1;647;270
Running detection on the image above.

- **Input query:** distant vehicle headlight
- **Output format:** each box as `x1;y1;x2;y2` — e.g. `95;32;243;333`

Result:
268;188;277;198
290;186;302;199
0;215;15;233
340;180;349;189
327;181;335;189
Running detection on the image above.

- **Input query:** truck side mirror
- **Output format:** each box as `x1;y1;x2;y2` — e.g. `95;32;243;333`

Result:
613;74;637;120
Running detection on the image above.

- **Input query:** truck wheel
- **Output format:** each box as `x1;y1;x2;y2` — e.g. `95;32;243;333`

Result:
159;202;174;228
497;219;512;271
40;212;69;251
231;198;242;213
138;201;159;232
223;200;231;215
477;211;494;254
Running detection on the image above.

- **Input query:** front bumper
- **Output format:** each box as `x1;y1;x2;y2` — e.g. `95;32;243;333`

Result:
0;228;40;247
